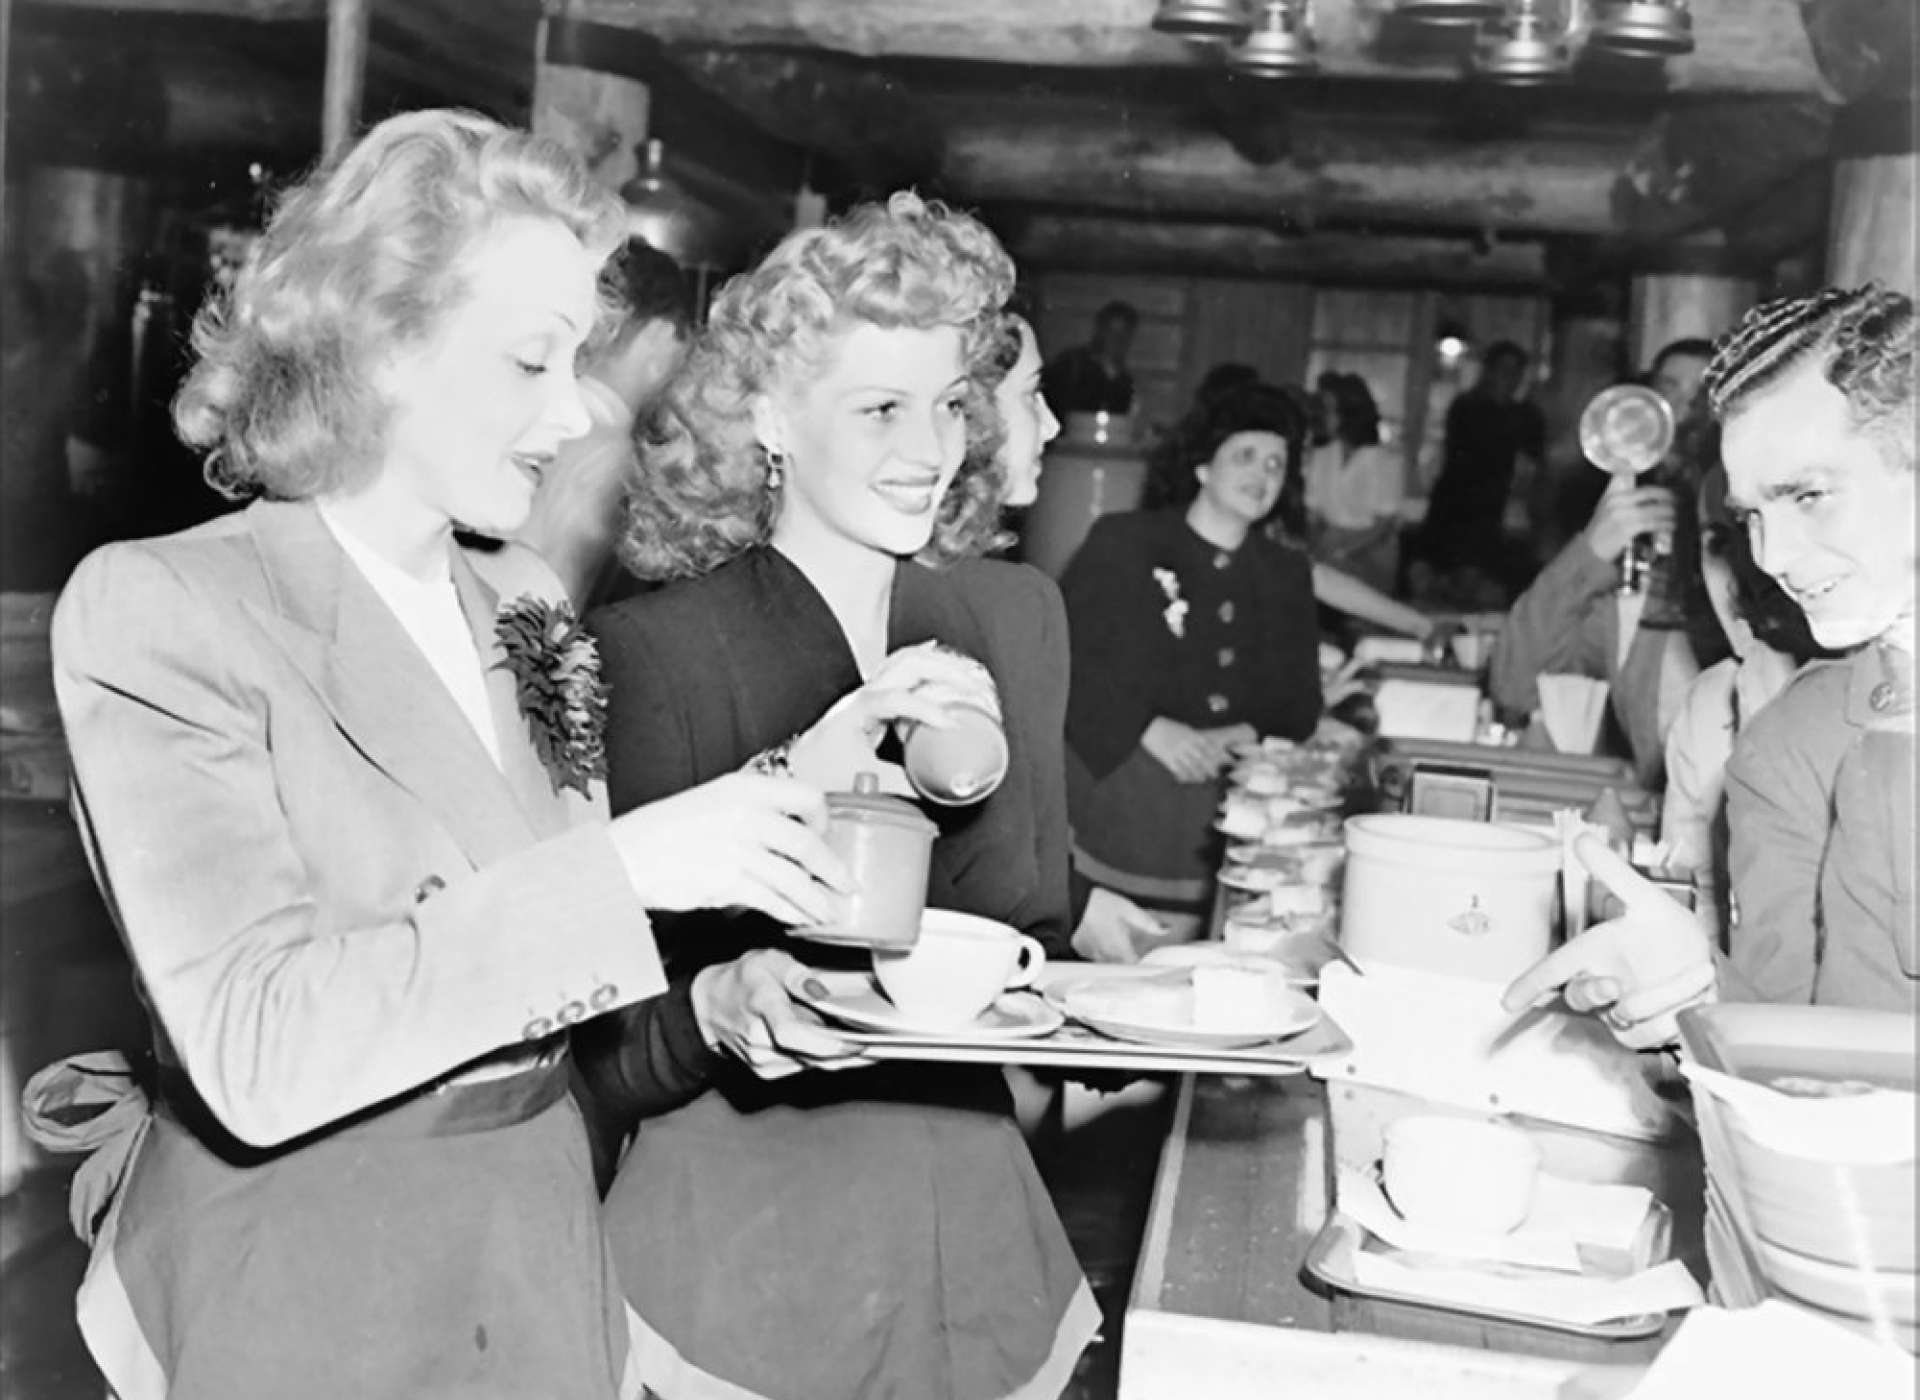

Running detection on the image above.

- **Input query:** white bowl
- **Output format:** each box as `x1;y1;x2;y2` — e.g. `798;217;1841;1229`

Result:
1383;1115;1542;1235
1756;1236;1919;1326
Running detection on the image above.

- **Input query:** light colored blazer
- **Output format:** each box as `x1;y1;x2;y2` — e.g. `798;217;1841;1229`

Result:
52;497;666;1147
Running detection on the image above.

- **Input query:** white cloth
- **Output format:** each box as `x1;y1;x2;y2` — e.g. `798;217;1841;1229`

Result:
1305;442;1401;529
320;507;501;768
1624;1300;1913;1400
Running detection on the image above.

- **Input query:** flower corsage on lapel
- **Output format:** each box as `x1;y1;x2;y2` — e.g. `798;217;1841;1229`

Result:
494;596;610;798
1152;567;1189;639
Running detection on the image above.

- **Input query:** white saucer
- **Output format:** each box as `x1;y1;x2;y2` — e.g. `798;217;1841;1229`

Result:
1217;865;1298;894
795;970;1064;1040
1213;819;1343;845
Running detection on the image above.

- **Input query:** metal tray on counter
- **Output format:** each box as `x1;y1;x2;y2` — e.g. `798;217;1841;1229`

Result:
1302;1201;1677;1342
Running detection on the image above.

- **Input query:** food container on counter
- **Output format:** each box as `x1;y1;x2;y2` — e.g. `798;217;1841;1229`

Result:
1338;814;1559;983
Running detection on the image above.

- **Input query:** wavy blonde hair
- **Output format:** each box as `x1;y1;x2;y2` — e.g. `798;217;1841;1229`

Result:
174;109;627;500
621;191;1016;580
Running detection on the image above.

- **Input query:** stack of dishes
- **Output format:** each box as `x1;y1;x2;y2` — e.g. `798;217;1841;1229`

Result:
1216;726;1359;841
1214;723;1364;958
1677;1004;1918;1352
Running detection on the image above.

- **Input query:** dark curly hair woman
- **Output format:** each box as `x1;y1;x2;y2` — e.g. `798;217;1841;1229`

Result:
1060;378;1323;913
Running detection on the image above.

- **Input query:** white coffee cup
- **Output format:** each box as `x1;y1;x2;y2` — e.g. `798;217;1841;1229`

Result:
871;909;1046;1028
1382;1114;1541;1235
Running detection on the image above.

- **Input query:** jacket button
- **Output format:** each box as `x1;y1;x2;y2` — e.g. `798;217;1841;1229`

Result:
556;1000;588;1026
1207;693;1229;714
589;984;619;1012
1218;601;1235;624
413;875;446;904
521;1016;554;1041
1870;681;1897;712
1218;647;1236;668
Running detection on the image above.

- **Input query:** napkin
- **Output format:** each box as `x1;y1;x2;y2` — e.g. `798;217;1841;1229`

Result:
1537;674;1611;754
1314;963;1681;1142
1621;1301;1913;1400
1349;1250;1701;1329
1374;678;1482;742
1339;1165;1660;1274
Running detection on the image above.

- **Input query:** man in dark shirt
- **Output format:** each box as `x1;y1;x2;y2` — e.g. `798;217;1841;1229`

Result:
1044;300;1139;416
1417;340;1545;598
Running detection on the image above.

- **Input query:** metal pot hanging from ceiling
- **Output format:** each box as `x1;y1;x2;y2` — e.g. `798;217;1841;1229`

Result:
1476;0;1568;84
1151;0;1255;43
1230;0;1320;77
1585;0;1694;56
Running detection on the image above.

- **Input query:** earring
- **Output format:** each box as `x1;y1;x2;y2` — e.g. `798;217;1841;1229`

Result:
764;446;786;489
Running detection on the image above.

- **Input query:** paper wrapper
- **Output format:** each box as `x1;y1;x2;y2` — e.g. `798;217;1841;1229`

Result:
1338;1166;1655;1274
1537;673;1611;755
1313;962;1681;1142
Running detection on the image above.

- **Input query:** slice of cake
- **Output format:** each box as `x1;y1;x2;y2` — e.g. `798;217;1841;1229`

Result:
1192;965;1274;1032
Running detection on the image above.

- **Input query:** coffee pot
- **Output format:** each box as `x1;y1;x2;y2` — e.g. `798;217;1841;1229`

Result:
793;773;936;950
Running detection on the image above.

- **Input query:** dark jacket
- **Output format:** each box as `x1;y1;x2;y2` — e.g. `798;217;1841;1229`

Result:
574;545;1076;1143
1060;508;1322;781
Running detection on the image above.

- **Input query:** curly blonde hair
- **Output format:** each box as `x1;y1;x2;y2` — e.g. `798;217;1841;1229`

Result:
621;191;1016;581
174;109;627;501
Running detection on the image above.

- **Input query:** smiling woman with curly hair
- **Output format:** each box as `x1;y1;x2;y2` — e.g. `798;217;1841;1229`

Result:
579;191;1101;1400
620;192;1014;581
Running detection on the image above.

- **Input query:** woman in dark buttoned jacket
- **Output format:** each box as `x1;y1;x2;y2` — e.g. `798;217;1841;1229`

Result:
1062;380;1324;914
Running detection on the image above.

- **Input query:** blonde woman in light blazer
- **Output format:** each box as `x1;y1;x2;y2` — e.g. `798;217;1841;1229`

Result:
46;110;850;1400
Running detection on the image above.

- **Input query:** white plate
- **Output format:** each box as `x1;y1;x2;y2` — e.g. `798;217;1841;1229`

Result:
1216;866;1274;894
1050;969;1321;1050
795;970;1064;1041
1142;943;1318;987
1215;820;1344;846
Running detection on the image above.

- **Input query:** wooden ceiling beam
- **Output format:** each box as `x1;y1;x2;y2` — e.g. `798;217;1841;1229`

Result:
668;48;943;196
937;102;1630;236
999;213;1547;285
22;0;322;17
573;0;1825;96
1610;98;1832;242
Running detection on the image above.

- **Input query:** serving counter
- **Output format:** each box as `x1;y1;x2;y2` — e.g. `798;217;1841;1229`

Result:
1120;1072;1701;1399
